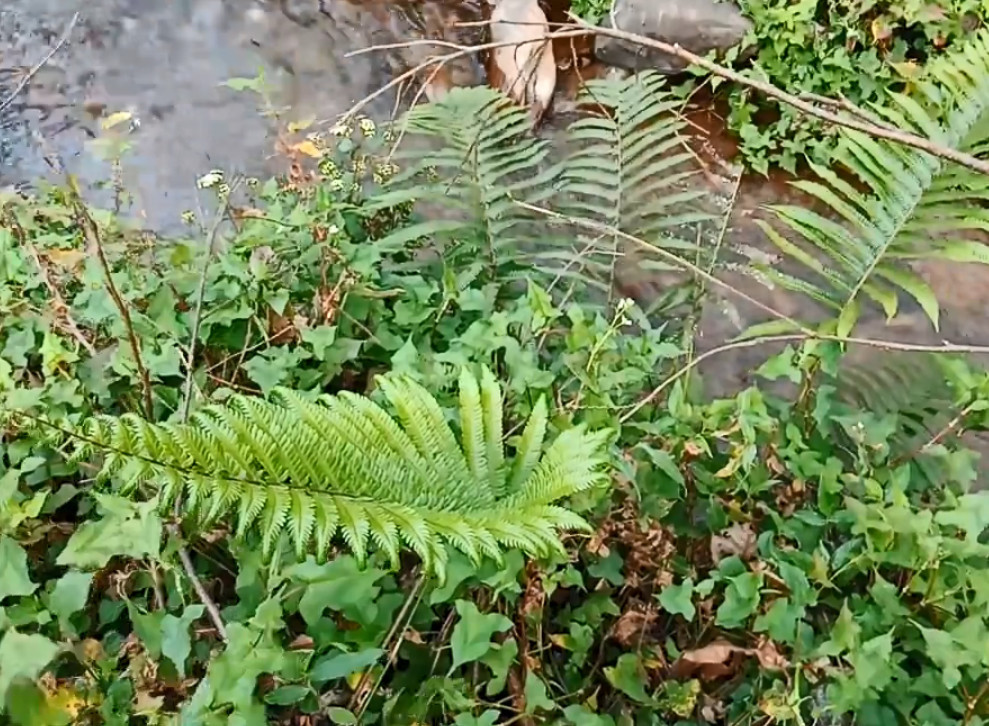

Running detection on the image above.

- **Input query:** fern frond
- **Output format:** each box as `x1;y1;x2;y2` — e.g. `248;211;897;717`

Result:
367;87;560;273
11;368;611;578
760;30;989;334
561;71;709;243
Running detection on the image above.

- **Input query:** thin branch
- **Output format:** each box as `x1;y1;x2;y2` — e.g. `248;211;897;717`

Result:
175;544;228;641
0;12;80;115
180;182;239;420
169;182;241;645
71;192;155;420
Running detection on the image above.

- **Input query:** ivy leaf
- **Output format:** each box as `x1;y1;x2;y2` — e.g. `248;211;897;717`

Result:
129;605;165;659
848;631;895;693
161;604;205;678
453;711;499;726
264;685;310;705
449;600;512;669
657;578;695;622
0;631;59;709
301;325;338;361
56;495;162;569
587;550;624;586
917;625;976;690
563;705;617;725
48;571;93;635
604;653;654;705
715;572;762;628
753;597;801;644
0;537;36;603
524;672;555;714
326;707;358;725
310;648;383;684
287;556;386;625
480;637;518;696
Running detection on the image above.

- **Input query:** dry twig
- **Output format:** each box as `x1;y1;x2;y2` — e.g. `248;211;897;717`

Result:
0;12;80;115
70;190;155;419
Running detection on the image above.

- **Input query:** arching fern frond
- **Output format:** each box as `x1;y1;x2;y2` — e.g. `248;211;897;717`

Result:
758;29;989;335
10;368;611;579
367;87;561;275
830;352;978;490
559;71;709;249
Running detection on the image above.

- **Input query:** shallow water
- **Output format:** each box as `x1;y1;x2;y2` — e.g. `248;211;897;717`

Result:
0;0;484;230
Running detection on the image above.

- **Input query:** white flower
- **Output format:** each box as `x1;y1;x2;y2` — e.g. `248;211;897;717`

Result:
326;224;340;236
359;118;376;137
196;170;224;189
330;122;351;137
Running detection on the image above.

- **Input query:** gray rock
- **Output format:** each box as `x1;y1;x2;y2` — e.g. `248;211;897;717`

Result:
594;0;752;73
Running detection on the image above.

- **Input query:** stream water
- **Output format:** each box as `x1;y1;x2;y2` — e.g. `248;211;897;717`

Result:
4;0;989;465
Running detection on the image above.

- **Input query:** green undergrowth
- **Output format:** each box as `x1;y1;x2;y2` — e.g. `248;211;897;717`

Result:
571;0;988;174
2;75;989;726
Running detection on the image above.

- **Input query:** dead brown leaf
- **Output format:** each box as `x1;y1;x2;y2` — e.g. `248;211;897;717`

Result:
710;522;757;564
672;640;744;681
752;637;789;671
288;634;314;650
610;605;657;646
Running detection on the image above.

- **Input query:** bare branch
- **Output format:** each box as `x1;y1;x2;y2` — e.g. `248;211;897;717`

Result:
0;12;80;115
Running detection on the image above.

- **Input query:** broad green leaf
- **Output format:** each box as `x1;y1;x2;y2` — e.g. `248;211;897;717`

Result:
129;605;165;659
56;496;161;569
523;672;555;714
453;710;499;726
848;631;894;693
715;572;762;628
657;578;695;622
326;707;358;725
917;625;978;690
162;604;205;678
48;571;93;635
0;537;36;603
449;600;512;669
563;705;617;725
310;648;383;684
287;557;386;626
480;637;518;696
753;597;801;644
0;631;59;709
604;653;653;705
264;685;310;705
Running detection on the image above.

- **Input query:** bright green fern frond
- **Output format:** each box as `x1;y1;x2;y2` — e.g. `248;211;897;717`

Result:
507;395;548;494
10;368;611;579
479;367;506;497
458;367;488;487
760;29;989;334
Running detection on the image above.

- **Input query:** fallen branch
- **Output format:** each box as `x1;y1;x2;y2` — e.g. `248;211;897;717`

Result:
0;12;80;115
348;19;989;177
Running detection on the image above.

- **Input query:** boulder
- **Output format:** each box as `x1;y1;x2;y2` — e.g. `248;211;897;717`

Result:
594;0;752;73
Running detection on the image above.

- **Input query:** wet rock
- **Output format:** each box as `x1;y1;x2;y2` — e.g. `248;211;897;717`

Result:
594;0;751;73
